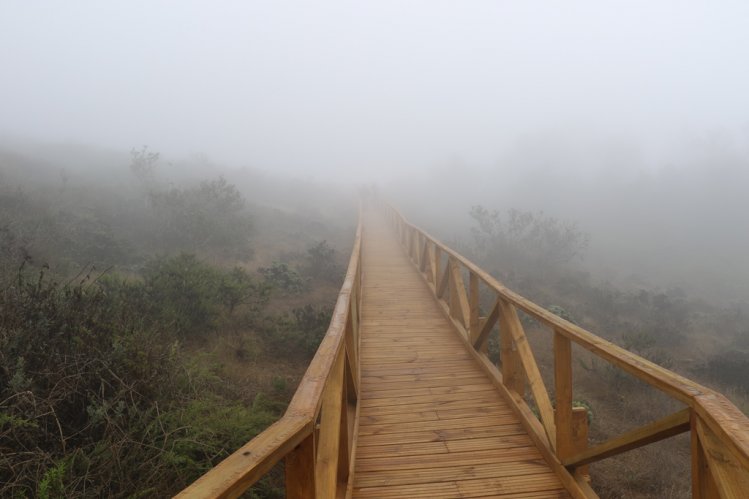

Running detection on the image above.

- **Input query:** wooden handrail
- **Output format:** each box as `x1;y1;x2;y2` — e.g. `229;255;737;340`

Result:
177;210;363;499
382;201;749;499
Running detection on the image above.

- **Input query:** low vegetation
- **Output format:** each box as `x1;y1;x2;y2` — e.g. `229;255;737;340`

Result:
464;204;748;499
0;148;349;497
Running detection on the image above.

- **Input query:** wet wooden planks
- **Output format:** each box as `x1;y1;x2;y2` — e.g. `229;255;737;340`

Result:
352;214;569;498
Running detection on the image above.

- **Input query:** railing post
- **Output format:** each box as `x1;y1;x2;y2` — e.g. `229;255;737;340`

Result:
337;355;353;487
469;272;480;345
448;258;459;322
315;348;345;498
554;330;574;460
286;432;316;499
419;237;430;274
571;406;590;481
434;246;443;291
690;411;718;498
498;298;525;395
447;257;470;331
413;231;420;265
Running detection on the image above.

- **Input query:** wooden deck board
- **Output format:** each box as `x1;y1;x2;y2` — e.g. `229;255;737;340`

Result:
352;214;569;498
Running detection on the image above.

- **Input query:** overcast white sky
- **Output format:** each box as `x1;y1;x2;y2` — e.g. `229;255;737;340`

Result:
2;1;749;181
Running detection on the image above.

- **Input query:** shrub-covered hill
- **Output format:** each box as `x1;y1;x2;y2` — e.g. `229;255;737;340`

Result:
0;145;352;497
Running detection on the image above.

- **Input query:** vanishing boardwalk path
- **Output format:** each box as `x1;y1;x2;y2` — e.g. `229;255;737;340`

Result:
353;214;568;498
179;204;749;499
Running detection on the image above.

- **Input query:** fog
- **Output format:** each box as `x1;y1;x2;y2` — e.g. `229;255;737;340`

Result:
2;1;749;300
3;2;749;178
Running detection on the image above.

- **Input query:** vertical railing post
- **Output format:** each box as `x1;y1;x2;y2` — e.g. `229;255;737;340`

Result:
427;242;436;285
413;231;420;266
469;272;480;345
571;406;590;481
691;411;719;498
315;348;345;498
448;258;458;322
337;355;352;487
554;329;574;460
286;432;316;499
434;246;442;289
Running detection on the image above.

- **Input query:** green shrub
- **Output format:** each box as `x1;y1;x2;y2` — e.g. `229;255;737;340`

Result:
148;177;253;257
547;304;577;324
159;393;279;478
293;305;333;355
140;253;225;338
218;266;271;317
303;241;341;283
261;304;333;357
38;458;68;499
0;269;181;497
259;262;305;294
99;255;270;340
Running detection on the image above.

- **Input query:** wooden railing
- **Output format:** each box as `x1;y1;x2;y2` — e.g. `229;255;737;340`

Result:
382;202;749;499
177;215;363;499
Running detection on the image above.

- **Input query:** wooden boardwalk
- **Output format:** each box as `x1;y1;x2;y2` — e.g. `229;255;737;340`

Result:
353;214;569;498
179;205;749;499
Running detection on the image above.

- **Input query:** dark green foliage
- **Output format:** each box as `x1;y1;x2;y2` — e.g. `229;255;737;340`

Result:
140;254;227;338
303;240;341;283
0;269;180;497
259;261;305;294
0;186;129;276
100;254;270;339
547;304;577;325
292;304;333;355
469;205;589;267
219;267;271;316
0;145;343;498
149;177;253;257
262;305;333;357
0;259;290;497
158;393;279;479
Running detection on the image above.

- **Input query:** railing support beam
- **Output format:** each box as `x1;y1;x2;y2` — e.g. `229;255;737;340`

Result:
564;408;690;469
554;330;574;461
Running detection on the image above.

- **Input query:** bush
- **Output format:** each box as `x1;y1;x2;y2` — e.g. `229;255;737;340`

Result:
261;304;333;357
547;304;577;324
303;241;341;283
148;177;253;257
0;269;180;497
140;254;226;338
101;254;270;340
0;186;130;276
259;262;305;294
469;205;589;267
159;393;280;480
218;266;271;317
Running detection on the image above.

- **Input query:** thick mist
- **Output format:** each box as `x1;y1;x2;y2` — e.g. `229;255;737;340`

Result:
388;130;749;303
3;4;749;497
2;2;749;299
2;1;749;181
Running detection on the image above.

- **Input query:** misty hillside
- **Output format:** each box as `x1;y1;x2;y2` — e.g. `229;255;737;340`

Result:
388;136;749;304
0;145;356;497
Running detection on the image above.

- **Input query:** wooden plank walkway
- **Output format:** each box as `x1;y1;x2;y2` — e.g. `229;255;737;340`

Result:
352;213;570;498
